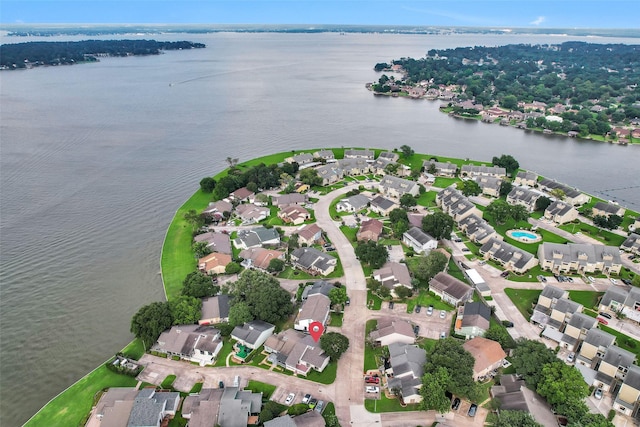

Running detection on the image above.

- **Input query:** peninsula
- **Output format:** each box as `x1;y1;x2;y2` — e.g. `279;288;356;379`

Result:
26;148;640;427
369;42;640;144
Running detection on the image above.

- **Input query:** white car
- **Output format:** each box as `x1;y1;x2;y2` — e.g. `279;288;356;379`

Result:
594;388;603;400
285;393;295;405
566;352;575;363
440;310;446;319
610;278;618;285
302;394;311;404
365;386;380;393
587;276;595;283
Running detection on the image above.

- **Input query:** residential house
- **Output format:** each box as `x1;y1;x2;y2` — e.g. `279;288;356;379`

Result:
480;238;539;273
475;176;502;197
622;287;640;323
264;328;330;376
613;365;640;416
337;158;371;176
264;411;325;427
594;346;637;392
537;178;591;206
559;312;597;350
633;217;640;231
463;337;507;381
506;187;542;212
370;317;416;346
273;193;308;207
429;272;473;306
436;187;482;222
153;325;223;365
202;200;233;222
290;247;337;276
235;203;270;225
199;295;231;325
457;214;499;244
537;242;623;275
278;205;310;225
231;320;276;350
490;375;557;427
514;171;538;187
217;387;263;427
313;150;335;161
369;195;398;216
285;153;314;166
315;163;343;186
599;286;630;314
294;293;331;332
239;247;285;271
378;151;400;162
454;302;491;339
181;388;224;426
544;200;579;225
344;149;374;160
357;218;384;242
621;233;640;255
373;262;412;296
300;280;335;300
460;164;506;178
593;201;626;218
198;252;233;275
531;285;568;327
95;388;181;427
336;194;370;213
576;328;616;368
386;343;427;404
378;175;420;199
234;226;281;250
194;232;232;255
297;223;323;246
422;160;457;177
230;187;255;203
402;227;437;254
407;213;424;229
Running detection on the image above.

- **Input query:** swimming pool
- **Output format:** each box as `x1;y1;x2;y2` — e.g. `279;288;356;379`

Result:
506;229;542;243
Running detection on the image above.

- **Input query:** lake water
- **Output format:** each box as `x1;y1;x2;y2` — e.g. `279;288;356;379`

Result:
1;31;639;425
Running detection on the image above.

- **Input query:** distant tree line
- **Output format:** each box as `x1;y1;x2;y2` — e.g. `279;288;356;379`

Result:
0;39;205;69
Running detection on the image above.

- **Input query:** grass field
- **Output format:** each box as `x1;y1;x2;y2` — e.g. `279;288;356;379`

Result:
246;380;277;399
305;361;337;384
568;291;604;310
599;325;640;359
364;394;420;413
504;288;541;321
558;221;626;247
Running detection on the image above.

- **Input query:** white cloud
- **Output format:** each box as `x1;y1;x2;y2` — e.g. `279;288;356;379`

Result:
530;16;546;26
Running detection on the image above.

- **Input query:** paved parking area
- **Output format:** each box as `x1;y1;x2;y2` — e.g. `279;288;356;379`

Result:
388;245;405;263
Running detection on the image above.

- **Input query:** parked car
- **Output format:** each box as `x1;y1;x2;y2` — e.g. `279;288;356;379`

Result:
502;320;514;328
427;305;434;316
285;393;295;405
440;310;446;319
594;388;603;400
413;325;420;336
365;386;380;393
218;381;224;389
388;301;394;309
468;403;478;417
460;262;469;270
308;398;317;409
566;352;575;363
440;331;447;339
587;276;595;283
365;376;380;384
610;278;618;285
451;397;461;410
567;277;574;283
597;317;609;325
461;248;470;252
415;304;421;313
598;312;612;319
622;279;632;286
315;400;325;413
500;271;510;278
478;260;487;265
302;394;311;404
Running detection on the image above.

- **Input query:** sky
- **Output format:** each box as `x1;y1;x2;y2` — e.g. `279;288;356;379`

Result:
1;0;639;29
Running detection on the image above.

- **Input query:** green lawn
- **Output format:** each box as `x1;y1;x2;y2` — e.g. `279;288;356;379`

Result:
433;177;460;188
504;288;541;321
416;191;437;207
246;380;277;399
568;291;604;310
558;221;626;247
405;290;454;313
364;394;420;413
367;290;383;310
599;325;640;359
214;340;235;367
322;402;337;425
278;266;314;280
161;374;177;389
364;320;382;371
305;361;337;384
329;312;344;327
340;225;358;243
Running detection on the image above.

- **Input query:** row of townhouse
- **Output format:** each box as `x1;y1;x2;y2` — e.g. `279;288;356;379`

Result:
599;286;640;323
537;178;591;206
537;242;623;275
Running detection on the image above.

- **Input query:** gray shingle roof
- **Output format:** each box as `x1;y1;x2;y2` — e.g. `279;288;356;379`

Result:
583;328;615;348
370;195;396;211
403;226;435;246
231;320;275;346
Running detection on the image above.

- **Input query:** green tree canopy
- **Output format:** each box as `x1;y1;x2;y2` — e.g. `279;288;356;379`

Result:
399;193;417;209
299;168;323;186
486;199;512;224
424;338;480;401
354;241;389;269
492;154;520;176
199;177;216;193
328;286;348;307
409;251;448;284
228;301;254;327
182;271;220;298
484;325;515;349
499;180;513;198
227;270;294;324
130;301;173;349
536;360;589;409
422;211;454;240
399;144;415;158
225;262;242;275
192;241;211;259
319;332;350;361
184;209;205;230
495;410;543;427
459;179;482;196
169;295;202;325
535;196;552;212
419;367;451;413
511;339;557;388
267;258;285;273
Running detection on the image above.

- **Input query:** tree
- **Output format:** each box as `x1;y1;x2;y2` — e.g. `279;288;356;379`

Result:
259;401;284;423
484;325;515;349
394;286;413;299
130;302;173;349
228;301;254;326
511;339;557;388
225;262;242;275
486;199;511;224
499;180;513;198
299;168;323;187
492;154;520;176
366;278;382;293
199;177;216;193
550;188;566;200
399;193;417;209
254;193;269;205
184;209;205;230
329;286;348;307
419;367;451;413
495;410;543;427
355;241;389;269
391;219;410;238
169;295;202;325
410;251;448;283
593;214;622;230
571;412;614;427
228;270;294;324
509;204;530;222
422;211;454;240
536;360;589;409
267;258;285;273
182;271;219;298
500;95;519;110
192;241;211;259
320;332;350;360
424;338;479;400
459;179;482;197
535;196;552;212
226;157;239;168
399;144;415;158
384;163;400;175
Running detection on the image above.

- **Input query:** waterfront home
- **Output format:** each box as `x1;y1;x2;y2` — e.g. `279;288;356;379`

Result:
593;346;637;392
297;223;323;246
370;317;415;346
315;163;343;186
199;295;231;325
402;226;437;254
621;233;640;255
235;203;270;225
454;302;491;339
239;247;285;271
344;149;374;160
576;328;616;368
429;272;473;306
290;247;337;276
313;149;336;161
422;160;457;177
537;242;622;275
336;194;370;212
436;187;482;222
230;187;255;203
198;252;233;275
463;337;507;381
369;195;398;216
480;238;539;273
285;152;314;166
460;164;506;178
506;186;542;212
490;375;557;427
593;201;626;218
474;175;502;197
614;365;640;416
294;293;331;332
457;214;499;244
337;158;371;176
278;205;310;225
514;171;538;187
537;178;591;206
357;218;384;242
194;232;232;255
264;329;330;376
273;193;308;207
373;262;412;296
544;200;579;225
234;226;281;250
377;151;399;162
94;388;181;427
378;175;420;199
202;200;233;221
559;312;597;351
231;320;275;350
153;325;223;365
371;157;409;177
386;342;427;404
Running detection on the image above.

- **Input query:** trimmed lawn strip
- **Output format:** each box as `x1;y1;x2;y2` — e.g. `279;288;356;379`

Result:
405;290;454;313
364;394;420;412
305;360;338;384
214;340;235;367
504;288;541;321
121;338;145;360
416;191;437;207
161;374;177;389
367;290;383;310
246;380;277;399
329;312;344;327
322;402;337;425
599;325;640;359
364;320;381;371
568;291;604;310
558;221;626;246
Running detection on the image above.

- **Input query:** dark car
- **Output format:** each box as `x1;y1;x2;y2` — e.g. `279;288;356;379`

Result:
502;320;514;328
415;304;421;313
468;403;478;417
345;298;350;306
388;301;394;309
500;271;509;278
622;279;632;286
413;325;420;335
598;312;612;319
218;381;224;389
451;398;461;410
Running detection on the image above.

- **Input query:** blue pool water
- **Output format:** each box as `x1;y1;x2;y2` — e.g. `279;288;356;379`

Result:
511;231;539;239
